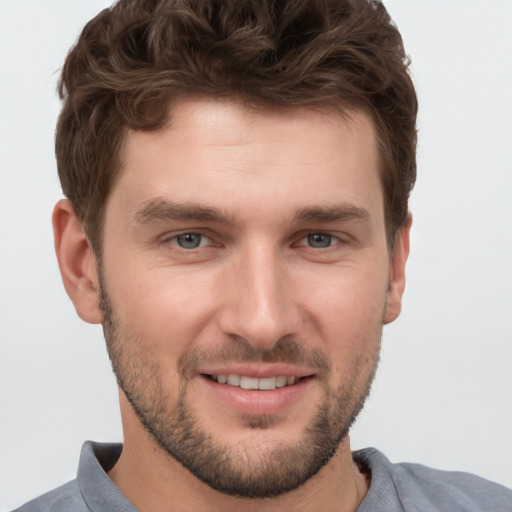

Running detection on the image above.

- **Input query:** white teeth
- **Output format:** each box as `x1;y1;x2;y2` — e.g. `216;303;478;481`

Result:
240;376;259;390
227;374;240;386
276;376;287;388
258;377;276;390
212;374;301;390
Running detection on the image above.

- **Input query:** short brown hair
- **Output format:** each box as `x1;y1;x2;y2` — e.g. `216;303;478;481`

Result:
56;0;417;252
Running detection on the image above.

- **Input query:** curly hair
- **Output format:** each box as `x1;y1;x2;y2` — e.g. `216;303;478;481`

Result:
56;0;417;252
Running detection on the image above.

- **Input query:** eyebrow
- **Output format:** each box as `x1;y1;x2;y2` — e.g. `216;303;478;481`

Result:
134;199;238;225
134;198;371;227
293;204;371;224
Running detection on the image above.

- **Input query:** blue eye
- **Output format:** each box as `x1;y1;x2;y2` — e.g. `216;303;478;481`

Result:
175;233;203;249
307;233;333;248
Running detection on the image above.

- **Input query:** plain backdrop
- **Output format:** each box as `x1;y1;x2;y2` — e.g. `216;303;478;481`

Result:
1;1;511;509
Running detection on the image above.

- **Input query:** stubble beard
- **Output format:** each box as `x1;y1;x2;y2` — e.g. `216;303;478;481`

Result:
99;275;381;498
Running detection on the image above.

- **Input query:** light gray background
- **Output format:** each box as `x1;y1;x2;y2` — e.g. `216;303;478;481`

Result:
1;1;511;509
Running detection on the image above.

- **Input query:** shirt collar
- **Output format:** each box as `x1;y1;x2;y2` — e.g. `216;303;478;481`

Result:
77;441;139;512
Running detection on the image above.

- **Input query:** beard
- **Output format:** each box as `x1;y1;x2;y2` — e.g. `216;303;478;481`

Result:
99;273;380;498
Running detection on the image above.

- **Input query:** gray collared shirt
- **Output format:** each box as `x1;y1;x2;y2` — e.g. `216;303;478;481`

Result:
12;441;512;511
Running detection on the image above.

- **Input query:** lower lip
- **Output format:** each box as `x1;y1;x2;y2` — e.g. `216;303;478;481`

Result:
199;375;314;415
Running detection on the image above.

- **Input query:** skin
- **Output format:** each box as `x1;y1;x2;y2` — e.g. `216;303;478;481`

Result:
53;97;410;512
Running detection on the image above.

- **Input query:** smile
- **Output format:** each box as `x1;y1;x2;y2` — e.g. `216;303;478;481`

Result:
208;374;302;390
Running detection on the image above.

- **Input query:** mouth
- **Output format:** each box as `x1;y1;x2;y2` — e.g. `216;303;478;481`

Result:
198;369;316;415
203;374;308;390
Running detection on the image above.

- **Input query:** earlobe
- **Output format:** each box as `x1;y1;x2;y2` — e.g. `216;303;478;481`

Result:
383;215;412;325
52;199;102;324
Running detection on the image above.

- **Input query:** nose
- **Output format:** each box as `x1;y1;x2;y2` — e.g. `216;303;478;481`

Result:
217;244;302;351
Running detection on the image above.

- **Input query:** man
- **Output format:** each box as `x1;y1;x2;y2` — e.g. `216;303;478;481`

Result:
12;0;512;511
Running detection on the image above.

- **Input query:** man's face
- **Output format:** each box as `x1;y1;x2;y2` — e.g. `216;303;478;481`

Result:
98;98;403;497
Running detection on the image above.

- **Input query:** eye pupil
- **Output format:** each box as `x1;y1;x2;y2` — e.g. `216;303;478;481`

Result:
177;233;202;249
308;233;332;248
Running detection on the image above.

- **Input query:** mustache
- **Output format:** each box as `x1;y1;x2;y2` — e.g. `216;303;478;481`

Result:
178;336;331;378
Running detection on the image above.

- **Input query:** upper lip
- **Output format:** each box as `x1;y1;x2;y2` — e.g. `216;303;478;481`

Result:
197;364;315;379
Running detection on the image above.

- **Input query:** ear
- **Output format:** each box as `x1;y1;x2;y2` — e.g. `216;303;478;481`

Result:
383;215;412;325
52;199;102;324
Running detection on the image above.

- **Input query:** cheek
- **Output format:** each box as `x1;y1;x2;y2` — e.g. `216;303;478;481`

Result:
308;276;385;389
297;264;387;385
107;261;222;349
104;247;389;361
300;263;389;332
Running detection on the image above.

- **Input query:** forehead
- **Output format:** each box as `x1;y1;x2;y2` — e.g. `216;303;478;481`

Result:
109;97;383;225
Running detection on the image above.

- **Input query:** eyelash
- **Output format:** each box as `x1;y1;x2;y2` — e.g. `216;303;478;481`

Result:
164;232;213;250
296;233;340;249
163;231;344;251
